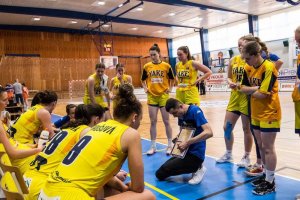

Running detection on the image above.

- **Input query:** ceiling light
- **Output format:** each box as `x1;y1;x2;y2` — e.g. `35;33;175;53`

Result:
118;3;124;7
69;20;78;24
97;1;105;5
32;17;41;21
197;17;203;20
155;30;163;33
169;13;176;16
136;7;143;11
102;24;110;27
129;27;138;31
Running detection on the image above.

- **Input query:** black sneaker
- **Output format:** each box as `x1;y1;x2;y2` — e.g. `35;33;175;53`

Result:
252;180;276;195
251;174;266;187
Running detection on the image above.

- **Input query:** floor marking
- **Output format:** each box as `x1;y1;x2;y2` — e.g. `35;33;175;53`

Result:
127;174;179;200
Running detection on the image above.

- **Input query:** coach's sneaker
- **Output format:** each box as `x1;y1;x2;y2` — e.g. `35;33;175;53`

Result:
295;193;300;200
188;166;207;185
237;155;250;168
146;147;156;155
216;153;233;163
252;180;275;195
245;164;264;177
166;146;172;155
251;174;266;187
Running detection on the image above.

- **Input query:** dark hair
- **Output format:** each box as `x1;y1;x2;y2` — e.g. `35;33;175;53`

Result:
31;90;58;107
66;104;77;115
242;41;262;56
149;43;160;53
62;104;105;128
113;83;142;120
177;46;192;60
241;35;269;57
22;83;26;87
116;63;124;69
95;63;106;70
165;98;181;112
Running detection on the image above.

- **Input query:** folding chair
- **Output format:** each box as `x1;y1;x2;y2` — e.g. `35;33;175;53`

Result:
1;171;24;200
0;154;28;195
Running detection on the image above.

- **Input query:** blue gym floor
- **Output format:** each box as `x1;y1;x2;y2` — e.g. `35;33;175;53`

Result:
51;114;300;200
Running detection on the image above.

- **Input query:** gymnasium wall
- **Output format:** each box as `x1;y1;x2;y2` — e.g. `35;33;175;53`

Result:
0;30;169;93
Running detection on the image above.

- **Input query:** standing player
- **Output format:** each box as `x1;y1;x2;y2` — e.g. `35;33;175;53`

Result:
156;98;213;185
176;46;211;105
39;84;155;200
110;63;132;110
83;63;112;120
141;44;175;155
240;41;281;195
216;36;253;168
293;25;300;200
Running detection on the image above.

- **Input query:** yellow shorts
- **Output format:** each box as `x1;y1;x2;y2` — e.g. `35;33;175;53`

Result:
83;96;108;108
227;90;249;116
10;141;36;174
147;92;169;107
40;183;95;200
176;86;200;105
251;119;280;132
295;101;300;134
24;171;47;200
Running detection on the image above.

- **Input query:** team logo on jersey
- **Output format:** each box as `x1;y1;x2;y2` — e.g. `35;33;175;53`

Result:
149;70;164;77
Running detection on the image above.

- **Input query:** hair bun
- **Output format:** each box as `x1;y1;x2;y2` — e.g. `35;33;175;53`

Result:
153;43;158;47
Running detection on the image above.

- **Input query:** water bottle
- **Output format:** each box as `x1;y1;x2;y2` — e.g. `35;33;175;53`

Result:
38;129;49;148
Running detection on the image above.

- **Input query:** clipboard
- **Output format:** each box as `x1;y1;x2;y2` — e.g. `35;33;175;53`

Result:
170;127;195;159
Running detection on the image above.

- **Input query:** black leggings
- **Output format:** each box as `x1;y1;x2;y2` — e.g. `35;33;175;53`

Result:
156;153;204;180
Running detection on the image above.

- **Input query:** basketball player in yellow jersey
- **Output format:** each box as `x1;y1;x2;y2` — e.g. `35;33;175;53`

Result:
141;44;175;155
83;63;112;121
240;41;281;195
293;26;300;135
109;63;132;109
217;36;253;168
0;87;42;168
24;104;105;200
39;84;155;200
176;46;212;105
8;90;57;144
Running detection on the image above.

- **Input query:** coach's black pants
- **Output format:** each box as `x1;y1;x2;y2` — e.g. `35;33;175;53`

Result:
155;153;204;180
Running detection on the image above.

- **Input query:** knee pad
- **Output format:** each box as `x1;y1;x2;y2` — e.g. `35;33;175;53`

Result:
224;121;233;140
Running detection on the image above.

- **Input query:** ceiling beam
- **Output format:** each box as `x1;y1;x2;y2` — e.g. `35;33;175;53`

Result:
0;5;200;29
0;24;164;38
141;0;248;15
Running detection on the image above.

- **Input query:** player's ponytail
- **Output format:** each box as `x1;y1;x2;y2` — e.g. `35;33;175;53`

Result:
113;83;142;120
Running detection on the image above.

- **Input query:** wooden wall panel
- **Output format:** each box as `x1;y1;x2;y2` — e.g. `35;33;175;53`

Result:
0;30;169;92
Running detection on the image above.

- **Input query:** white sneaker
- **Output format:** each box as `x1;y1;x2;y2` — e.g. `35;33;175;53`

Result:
146;147;156;155
216;153;233;163
237;155;250;168
295;194;300;200
166;146;172;155
188;166;207;185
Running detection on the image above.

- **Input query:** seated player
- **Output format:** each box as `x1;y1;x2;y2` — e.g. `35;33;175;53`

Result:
156;98;213;185
53;104;77;129
39;84;155;200
24;104;105;200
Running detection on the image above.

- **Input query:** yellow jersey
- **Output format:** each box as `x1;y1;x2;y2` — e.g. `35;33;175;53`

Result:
84;73;109;99
27;125;88;176
111;75;131;96
47;120;128;196
231;55;246;83
8;104;44;144
242;60;281;121
141;61;174;96
176;60;197;91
